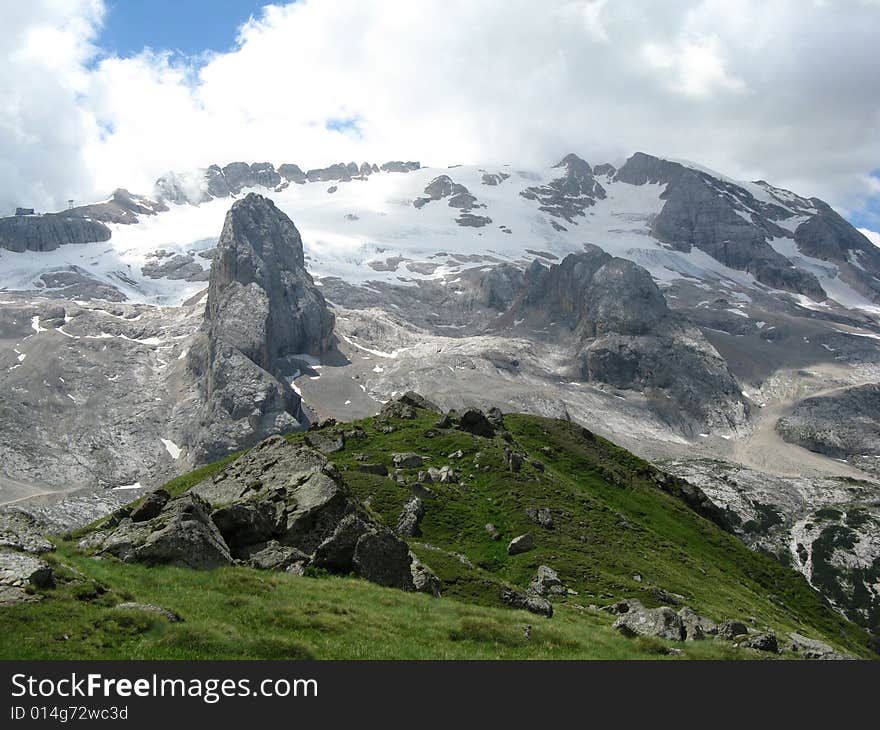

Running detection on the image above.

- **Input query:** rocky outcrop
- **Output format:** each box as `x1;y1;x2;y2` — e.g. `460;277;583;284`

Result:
66;189;168;225
414;175;483;211
84;437;418;592
92;492;233;569
794;204;880;303
0;213;111;253
186;193;335;461
514;247;668;338
615;152;826;301
380;161;420;173
776;384;880;460
519;153;606;224
612;600;685;641
484;248;748;434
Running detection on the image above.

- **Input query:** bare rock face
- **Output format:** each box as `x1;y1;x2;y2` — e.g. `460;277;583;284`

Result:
516;247;668;338
519;153;606;223
66;189;168;225
186;193;335;462
0;214;111;253
776;384;880;460
794;205;880;303
86;437;418;591
615;152;826;301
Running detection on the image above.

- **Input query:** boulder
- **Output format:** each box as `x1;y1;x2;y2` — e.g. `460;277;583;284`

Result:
457;409;495;438
352;531;415;590
393;452;425;469
613;604;684;641
787;632;848;660
525;507;554;529
129;489;170;522
529;565;567;598
507;533;535;555
304;431;346;455
500;586;553;617
313;514;373;573
678;606;716;640
410;553;442;597
358;463;389;476
716;619;750;641
0;549;54;589
106;493;233;569
239;541;310;571
740;633;779;653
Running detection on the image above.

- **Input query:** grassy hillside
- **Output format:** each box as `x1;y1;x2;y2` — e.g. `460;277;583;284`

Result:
2;406;873;659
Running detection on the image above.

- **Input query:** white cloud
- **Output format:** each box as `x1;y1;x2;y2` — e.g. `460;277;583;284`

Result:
1;0;879;226
859;228;880;248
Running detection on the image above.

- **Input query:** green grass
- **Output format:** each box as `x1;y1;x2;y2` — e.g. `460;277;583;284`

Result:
4;407;875;659
3;543;747;660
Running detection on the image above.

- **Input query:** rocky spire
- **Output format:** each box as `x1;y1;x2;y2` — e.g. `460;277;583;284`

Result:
187;193;335;461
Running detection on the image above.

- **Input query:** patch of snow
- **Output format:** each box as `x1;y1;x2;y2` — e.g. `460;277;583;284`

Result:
160;438;182;459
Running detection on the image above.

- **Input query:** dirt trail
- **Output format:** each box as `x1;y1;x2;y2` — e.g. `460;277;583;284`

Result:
730;369;875;479
0;474;70;508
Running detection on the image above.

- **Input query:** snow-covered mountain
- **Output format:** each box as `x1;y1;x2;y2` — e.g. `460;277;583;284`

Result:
3;153;879;313
2;152;880;632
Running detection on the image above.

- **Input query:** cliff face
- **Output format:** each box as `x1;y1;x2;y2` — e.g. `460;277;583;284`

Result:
186;193;335;462
0;214;111;252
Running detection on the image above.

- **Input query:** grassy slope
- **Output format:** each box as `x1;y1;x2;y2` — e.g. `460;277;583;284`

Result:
1;408;872;659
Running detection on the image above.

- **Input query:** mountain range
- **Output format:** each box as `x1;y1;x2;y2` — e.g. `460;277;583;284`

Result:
1;151;878;647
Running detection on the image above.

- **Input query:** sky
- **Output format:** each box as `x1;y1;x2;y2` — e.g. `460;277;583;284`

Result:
1;0;879;240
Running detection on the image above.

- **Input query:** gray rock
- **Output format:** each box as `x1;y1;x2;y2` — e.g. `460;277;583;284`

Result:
507;533;535;555
393;452;425;469
740;632;779;653
529;565;567;598
409;553;442;597
716;619;750;640
352;530;415;590
616;152;825;301
678;606;716;640
239;541;310;571
0;213;111;253
0;511;54;554
129;489;170;522
457;408;495;438
187;193;334;461
519;153;606;222
210;502;276;551
776;384;880;460
500;586;553;617
313;514;372;572
358;463;389;476
396;497;425;538
0;549;54;588
613;604;684;641
304;431;346;455
525;507;553;529
456;213;492;228
380;161;420;173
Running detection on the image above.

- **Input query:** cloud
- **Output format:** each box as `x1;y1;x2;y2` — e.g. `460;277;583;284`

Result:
859;228;880;248
2;0;879;225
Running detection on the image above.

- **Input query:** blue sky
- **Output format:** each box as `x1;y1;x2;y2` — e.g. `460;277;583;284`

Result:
100;0;269;57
